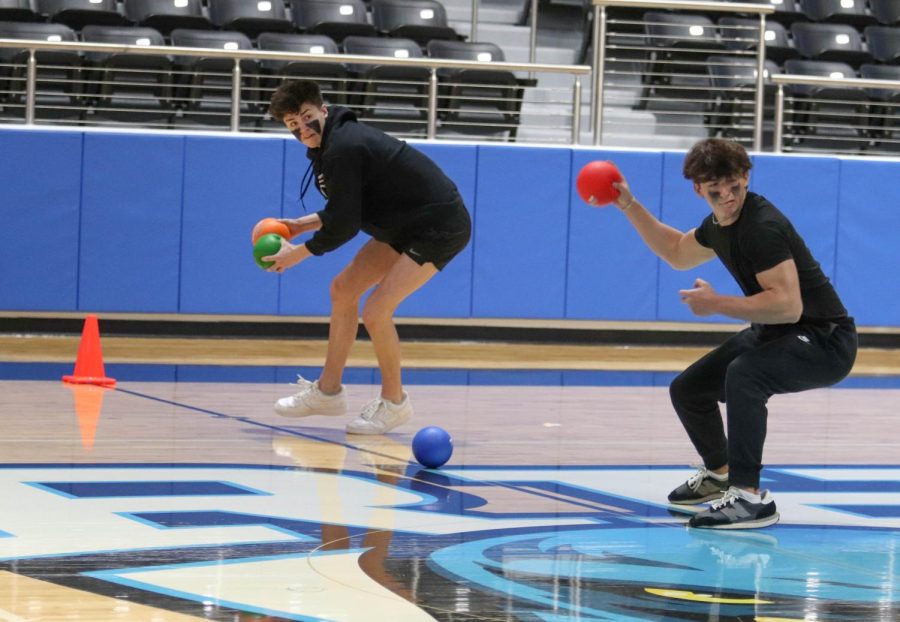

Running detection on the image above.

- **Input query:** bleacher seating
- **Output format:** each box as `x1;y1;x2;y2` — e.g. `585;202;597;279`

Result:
426;38;522;138
256;32;350;105
290;0;376;46
0;0;895;153
342;34;430;133
123;0;213;37
80;24;171;124
0;0;39;22
782;58;870;152
207;0;294;40
36;0;127;30
371;0;460;49
169;28;258;127
791;21;870;67
0;20;81;120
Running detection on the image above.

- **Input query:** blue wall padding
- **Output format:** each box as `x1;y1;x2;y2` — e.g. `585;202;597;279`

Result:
1;127;895;328
79;133;184;312
471;145;571;318
566;149;663;320
836;158;900;326
0;130;82;310
181;136;284;314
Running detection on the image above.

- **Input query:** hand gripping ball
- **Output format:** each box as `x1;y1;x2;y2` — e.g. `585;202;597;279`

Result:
576;160;623;206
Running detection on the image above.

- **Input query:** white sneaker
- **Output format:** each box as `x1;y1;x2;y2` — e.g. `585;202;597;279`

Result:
345;392;413;435
274;376;347;418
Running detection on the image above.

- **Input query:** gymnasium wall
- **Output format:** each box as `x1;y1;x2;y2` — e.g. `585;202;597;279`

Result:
1;127;898;327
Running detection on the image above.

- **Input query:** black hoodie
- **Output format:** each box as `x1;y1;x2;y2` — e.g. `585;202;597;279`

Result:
303;106;462;256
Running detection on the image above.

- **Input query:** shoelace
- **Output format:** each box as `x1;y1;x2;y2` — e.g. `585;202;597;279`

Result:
290;375;315;398
710;487;741;511
687;465;713;491
360;398;384;421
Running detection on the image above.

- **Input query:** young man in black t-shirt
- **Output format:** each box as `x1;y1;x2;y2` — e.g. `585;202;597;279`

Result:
262;80;471;435
605;138;857;529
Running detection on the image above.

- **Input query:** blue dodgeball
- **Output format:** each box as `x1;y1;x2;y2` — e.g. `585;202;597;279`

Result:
412;426;453;469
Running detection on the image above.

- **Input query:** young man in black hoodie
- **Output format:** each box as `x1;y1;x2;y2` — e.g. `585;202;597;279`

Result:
263;80;471;435
606;138;857;529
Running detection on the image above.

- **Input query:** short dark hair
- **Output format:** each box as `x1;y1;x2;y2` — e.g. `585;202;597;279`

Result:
682;138;752;184
268;80;324;121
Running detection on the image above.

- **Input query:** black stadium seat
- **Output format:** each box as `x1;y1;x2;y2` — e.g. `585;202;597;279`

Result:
290;0;376;46
726;0;805;26
800;0;876;28
169;28;259;127
641;12;723;104
859;63;900;152
870;0;900;26
0;0;39;22
791;22;871;68
123;0;213;37
256;32;349;104
80;24;172;124
0;21;82;119
207;0;294;40
426;39;523;138
865;25;900;65
718;16;796;63
36;0;127;30
371;0;461;49
782;58;869;152
342;35;429;133
706;55;781;145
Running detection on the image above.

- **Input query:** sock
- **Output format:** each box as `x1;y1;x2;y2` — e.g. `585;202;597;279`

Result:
708;470;728;481
735;488;762;503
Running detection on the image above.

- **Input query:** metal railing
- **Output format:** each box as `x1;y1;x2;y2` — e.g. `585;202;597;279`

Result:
0;37;589;143
771;73;900;155
590;0;773;149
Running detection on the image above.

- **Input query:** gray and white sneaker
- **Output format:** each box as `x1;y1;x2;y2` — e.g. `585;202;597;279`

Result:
274;376;347;418
346;392;413;435
688;487;780;530
668;466;730;504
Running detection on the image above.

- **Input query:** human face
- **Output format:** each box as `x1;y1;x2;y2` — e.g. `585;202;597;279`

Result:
694;172;750;226
282;103;327;148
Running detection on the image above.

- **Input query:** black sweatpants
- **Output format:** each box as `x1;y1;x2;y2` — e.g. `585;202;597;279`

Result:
669;319;857;489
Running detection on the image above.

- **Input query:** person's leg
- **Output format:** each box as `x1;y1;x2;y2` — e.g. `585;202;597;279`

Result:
317;240;403;393
689;322;857;529
362;254;438;403
724;322;857;490
345;254;438;435
666;328;760;504
274;240;400;418
670;328;760;471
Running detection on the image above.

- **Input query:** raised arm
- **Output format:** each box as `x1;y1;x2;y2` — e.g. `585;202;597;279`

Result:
610;179;715;270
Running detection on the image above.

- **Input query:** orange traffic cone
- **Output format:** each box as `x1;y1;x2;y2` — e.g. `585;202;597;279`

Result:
62;314;116;387
66;384;106;451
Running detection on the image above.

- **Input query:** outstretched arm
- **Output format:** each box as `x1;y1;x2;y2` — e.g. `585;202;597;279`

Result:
610;179;715;270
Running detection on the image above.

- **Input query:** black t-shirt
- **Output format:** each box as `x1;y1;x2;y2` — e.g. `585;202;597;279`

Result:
303;106;463;256
693;191;848;329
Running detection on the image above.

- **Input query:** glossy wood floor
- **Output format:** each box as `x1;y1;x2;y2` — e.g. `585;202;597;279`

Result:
0;329;898;621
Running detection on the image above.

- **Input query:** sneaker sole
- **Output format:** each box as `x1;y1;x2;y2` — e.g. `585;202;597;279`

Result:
691;511;780;530
668;492;727;505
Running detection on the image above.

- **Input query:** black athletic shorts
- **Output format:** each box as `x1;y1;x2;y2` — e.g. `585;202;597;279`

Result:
386;196;471;270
